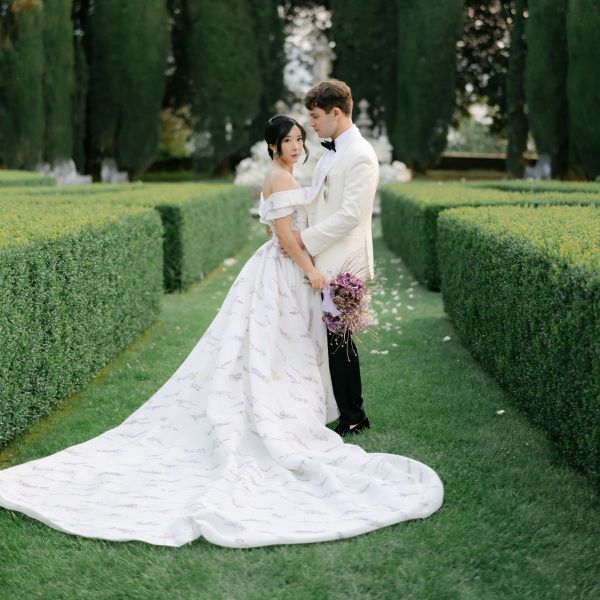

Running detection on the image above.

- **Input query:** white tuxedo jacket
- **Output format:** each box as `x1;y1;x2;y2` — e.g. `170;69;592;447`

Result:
301;126;379;280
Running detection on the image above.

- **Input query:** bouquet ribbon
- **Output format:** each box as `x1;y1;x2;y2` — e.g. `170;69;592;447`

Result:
321;285;341;317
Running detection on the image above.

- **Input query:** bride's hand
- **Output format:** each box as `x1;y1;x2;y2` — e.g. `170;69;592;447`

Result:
307;268;327;291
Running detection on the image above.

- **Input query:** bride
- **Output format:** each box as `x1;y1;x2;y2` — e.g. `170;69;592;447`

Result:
0;116;443;548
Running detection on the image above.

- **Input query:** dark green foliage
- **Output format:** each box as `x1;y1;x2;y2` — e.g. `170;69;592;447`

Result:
147;185;252;291
0;1;44;169
438;205;600;487
393;0;464;171
43;0;75;164
505;0;528;177
183;0;262;173
567;0;600;180
525;0;568;176
247;0;286;145
71;25;89;172
87;1;169;177
0;202;163;447
380;182;600;290
330;0;397;132
456;1;511;134
381;186;439;289
164;0;191;108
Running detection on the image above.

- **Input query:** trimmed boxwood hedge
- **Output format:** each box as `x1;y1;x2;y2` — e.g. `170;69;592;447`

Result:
3;183;252;291
381;182;600;290
134;184;251;291
0;202;163;447
0;169;56;187
467;180;600;195
437;205;600;486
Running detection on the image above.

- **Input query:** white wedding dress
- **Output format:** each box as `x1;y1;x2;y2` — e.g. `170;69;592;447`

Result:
0;188;443;548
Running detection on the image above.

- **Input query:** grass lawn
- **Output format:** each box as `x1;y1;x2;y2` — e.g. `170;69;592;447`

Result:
0;220;598;600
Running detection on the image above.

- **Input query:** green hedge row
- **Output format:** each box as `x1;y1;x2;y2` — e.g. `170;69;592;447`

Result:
0;202;163;447
437;205;600;486
0;182;251;446
467;180;600;195
380;182;600;289
0;169;56;187
138;184;251;291
3;182;252;291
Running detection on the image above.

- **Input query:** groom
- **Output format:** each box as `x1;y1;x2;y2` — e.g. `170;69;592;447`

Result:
294;79;379;436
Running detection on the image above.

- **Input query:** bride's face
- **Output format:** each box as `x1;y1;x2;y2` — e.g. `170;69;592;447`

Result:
273;125;304;165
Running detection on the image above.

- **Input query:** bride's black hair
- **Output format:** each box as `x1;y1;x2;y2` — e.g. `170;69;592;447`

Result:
264;115;309;164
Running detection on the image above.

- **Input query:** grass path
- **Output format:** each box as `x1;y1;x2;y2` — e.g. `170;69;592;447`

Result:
0;221;598;600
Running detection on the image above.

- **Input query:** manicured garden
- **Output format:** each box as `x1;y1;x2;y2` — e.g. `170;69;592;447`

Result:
0;214;598;599
0;181;251;449
381;180;600;489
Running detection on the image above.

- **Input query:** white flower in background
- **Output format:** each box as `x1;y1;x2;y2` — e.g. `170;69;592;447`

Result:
443;336;451;342
496;410;506;415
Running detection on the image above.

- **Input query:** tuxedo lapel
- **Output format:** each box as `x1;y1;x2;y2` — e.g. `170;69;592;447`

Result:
312;152;327;187
316;150;343;189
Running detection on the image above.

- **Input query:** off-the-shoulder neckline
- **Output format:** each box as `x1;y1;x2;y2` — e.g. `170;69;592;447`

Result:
260;187;304;202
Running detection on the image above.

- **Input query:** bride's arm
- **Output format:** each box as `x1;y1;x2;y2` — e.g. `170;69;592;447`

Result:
275;216;326;291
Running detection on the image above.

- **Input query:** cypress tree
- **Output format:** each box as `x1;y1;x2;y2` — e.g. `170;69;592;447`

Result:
164;0;191;109
456;1;512;134
71;0;89;173
393;0;464;171
0;0;44;169
247;0;285;146
330;0;397;132
525;0;568;177
183;0;262;173
87;1;169;177
43;0;75;165
71;35;88;172
567;0;600;180
506;0;528;177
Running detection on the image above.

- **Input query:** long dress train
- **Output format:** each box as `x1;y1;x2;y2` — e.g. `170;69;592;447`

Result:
0;188;443;548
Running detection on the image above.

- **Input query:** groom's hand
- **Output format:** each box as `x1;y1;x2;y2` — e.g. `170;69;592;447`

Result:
292;230;305;249
278;230;304;257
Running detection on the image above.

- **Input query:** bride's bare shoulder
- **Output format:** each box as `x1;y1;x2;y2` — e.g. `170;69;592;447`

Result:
262;167;300;198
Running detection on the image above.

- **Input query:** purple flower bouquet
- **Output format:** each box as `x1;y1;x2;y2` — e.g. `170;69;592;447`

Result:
321;270;376;345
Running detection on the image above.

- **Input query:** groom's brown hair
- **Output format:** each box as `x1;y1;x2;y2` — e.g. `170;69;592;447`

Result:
304;80;353;116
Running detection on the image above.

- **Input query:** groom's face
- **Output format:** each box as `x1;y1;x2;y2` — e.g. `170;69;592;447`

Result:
308;107;337;139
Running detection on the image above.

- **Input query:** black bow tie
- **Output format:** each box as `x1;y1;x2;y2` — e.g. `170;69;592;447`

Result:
321;139;336;152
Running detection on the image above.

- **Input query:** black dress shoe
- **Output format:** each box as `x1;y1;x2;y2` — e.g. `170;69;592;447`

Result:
334;416;370;437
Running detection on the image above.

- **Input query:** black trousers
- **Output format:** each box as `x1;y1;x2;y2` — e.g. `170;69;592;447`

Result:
327;329;366;425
